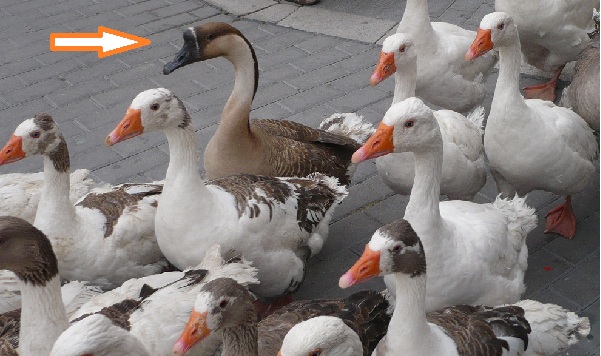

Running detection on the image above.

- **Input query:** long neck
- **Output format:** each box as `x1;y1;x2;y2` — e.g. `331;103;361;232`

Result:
218;36;258;139
35;141;76;223
19;275;69;355
398;0;434;36
221;322;258;356
404;137;442;223
392;57;417;104
164;126;203;183
386;273;432;351
491;33;528;113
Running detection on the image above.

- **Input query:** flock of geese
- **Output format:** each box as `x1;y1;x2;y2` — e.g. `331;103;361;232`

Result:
0;0;598;355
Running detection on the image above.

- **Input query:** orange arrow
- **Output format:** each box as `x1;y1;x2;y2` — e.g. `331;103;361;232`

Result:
50;26;151;58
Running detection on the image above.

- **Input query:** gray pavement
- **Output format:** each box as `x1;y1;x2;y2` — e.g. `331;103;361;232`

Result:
0;0;597;354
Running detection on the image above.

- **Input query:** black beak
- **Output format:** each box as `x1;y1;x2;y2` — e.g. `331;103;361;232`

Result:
163;31;200;75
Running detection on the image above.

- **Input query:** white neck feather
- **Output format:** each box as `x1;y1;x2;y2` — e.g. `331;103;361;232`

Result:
398;0;434;37
163;126;209;198
404;139;442;224
19;275;69;356
34;156;76;225
392;57;417;104
491;34;528;116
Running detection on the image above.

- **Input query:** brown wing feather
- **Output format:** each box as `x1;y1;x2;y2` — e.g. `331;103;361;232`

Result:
0;309;20;352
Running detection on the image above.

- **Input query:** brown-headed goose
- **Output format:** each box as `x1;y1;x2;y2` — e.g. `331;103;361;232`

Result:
162;22;373;185
106;88;347;299
495;0;597;101
171;277;390;356
0;113;170;288
338;219;590;356
370;32;487;200
51;246;258;356
466;12;598;239
352;98;537;310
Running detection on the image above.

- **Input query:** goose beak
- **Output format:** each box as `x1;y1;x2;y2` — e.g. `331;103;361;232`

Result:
277;352;283;356
164;30;200;75
173;310;212;355
351;122;394;163
0;135;25;165
466;28;493;61
371;52;396;86
339;245;381;288
105;108;143;146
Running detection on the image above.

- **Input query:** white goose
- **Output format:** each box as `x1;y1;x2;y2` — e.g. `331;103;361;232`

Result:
0;113;169;288
106;88;347;298
371;33;487;200
495;0;598;101
333;219;590;356
352;98;537;310
466;12;598;239
387;0;497;112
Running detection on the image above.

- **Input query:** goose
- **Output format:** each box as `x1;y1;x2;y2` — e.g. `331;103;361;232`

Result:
381;0;497;113
162;22;373;185
352;97;537;310
466;12;598;239
0;113;170;288
336;219;590;356
370;33;487;200
495;0;598;101
171;277;390;356
0;168;96;224
560;10;599;132
106;88;347;299
51;246;257;356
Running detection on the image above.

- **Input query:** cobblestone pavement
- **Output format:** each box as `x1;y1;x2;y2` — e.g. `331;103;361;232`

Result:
0;0;597;354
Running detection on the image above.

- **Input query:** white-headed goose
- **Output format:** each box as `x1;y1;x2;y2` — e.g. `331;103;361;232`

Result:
337;219;590;355
370;33;487;200
495;0;598;101
106;88;347;299
353;98;537;310
466;12;598;239
0;113;170;287
162;22;373;185
171;277;390;356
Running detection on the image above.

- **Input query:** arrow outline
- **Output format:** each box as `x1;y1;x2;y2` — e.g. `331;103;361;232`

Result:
50;26;151;58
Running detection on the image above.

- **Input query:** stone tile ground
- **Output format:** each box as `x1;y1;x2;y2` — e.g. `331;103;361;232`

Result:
0;0;597;354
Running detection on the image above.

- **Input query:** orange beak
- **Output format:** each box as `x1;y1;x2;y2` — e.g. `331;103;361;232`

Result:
370;52;396;86
339;245;381;288
465;28;493;61
172;310;212;355
351;122;394;163
0;135;26;165
105;108;143;146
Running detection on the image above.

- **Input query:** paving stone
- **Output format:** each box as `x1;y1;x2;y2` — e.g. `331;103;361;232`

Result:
48;99;103;125
550;254;600;308
284;65;347;91
74;0;130;16
70;145;126;172
294;35;341;55
249;102;291;120
257;45;310;70
46;77;116;107
93;147;170;184
115;0;170;16
185;83;234;111
289;48;350;72
327;66;375;93
151;1;202;18
323;211;382;259
278;84;343;112
106;62;162;86
0;76;26;95
64;59;128;85
350;160;378;185
327;86;391;113
332;179;392;222
523;248;573;298
244;4;298;24
0;98;56;129
0;58;44;80
142;12;198;33
254;29;312;54
20;59;83;86
333;47;382;73
189;6;222;20
109;130;166;159
364;193;408;225
205;0;275;16
544;212;600;264
37;0;96;16
90;78;159;109
2;77;70;106
260;63;304;86
284;103;341;129
252;81;297;108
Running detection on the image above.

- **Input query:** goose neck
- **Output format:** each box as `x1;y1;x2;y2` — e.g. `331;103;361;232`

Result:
491;35;528;113
405;142;442;222
392;57;417;104
164;126;203;183
19;275;69;355
398;0;434;36
221;322;259;356
36;142;76;223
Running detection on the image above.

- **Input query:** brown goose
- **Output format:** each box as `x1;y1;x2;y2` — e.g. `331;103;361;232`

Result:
163;22;371;185
171;277;390;356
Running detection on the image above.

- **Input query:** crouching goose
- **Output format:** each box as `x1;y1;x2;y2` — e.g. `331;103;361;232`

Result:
352;98;537;310
106;88;347;298
163;22;373;185
0;113;170;287
171;277;390;356
370;33;487;200
336;219;590;356
495;0;598;101
466;12;598;239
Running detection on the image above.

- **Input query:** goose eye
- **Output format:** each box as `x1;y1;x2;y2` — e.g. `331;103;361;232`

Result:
219;299;228;308
206;34;215;41
399;45;406;53
404;120;414;128
150;103;160;111
30;131;40;139
308;349;321;356
497;23;504;30
392;245;401;253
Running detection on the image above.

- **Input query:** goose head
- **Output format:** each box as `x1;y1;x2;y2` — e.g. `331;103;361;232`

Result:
371;33;417;86
163;22;251;75
106;88;191;146
351;97;439;163
50;314;150;356
339;219;426;288
466;12;517;60
0;216;59;285
278;316;363;356
0;113;66;167
173;277;255;355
